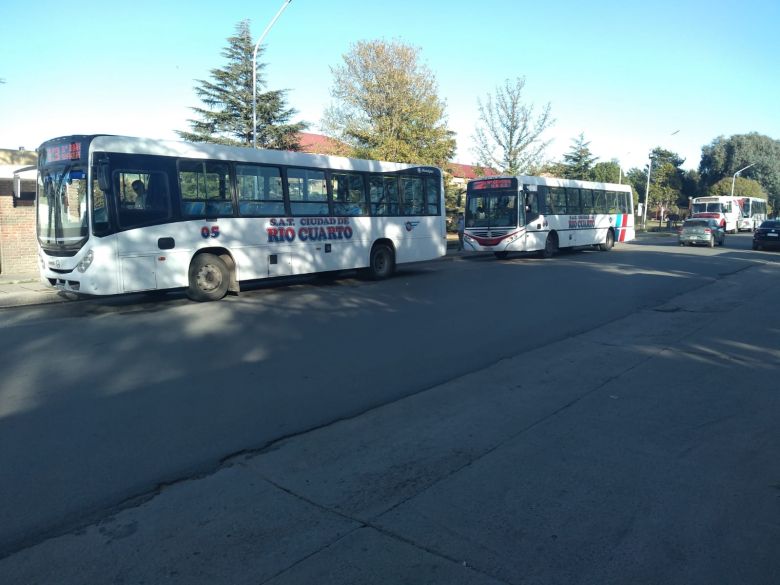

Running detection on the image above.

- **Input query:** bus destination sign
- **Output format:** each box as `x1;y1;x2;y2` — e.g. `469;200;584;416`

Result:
45;142;82;163
471;178;513;190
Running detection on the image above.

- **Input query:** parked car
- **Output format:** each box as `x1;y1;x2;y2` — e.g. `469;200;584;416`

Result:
678;218;725;247
752;219;780;250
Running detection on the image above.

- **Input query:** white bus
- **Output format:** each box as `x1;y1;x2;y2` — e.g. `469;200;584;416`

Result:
35;135;446;301
736;196;768;231
462;176;634;258
690;196;740;233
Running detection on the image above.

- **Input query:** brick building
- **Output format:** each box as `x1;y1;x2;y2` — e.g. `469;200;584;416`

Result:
0;148;37;276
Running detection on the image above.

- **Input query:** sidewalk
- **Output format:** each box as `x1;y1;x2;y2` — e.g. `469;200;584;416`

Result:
0;272;67;308
1;253;778;584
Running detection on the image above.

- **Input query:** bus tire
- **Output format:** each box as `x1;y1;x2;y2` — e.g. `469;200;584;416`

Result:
494;251;509;259
368;243;395;280
599;229;615;251
538;233;558;258
187;253;230;301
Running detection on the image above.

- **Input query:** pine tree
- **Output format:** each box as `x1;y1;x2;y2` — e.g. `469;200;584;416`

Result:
177;20;306;149
563;133;598;180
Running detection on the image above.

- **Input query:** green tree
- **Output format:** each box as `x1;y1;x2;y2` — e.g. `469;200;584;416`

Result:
699;133;780;209
322;39;455;167
472;77;554;175
591;160;621;183
177;20;306;149
562;133;598;179
709;176;766;198
626;147;686;222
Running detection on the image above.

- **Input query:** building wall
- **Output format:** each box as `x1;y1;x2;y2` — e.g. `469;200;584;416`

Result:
0;184;37;276
0;149;38;276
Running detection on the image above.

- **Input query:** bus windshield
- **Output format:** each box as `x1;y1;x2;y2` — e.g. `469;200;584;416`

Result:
692;202;725;214
465;189;518;228
37;165;89;248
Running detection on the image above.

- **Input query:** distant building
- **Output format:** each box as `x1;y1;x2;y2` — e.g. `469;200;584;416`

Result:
0;148;38;276
296;132;349;156
446;162;499;191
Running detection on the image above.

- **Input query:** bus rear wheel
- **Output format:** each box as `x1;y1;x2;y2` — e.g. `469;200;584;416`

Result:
538;233;558;258
367;243;395;280
599;229;614;251
187;253;230;301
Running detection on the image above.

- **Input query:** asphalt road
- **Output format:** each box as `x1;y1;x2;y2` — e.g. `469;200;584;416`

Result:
0;232;777;573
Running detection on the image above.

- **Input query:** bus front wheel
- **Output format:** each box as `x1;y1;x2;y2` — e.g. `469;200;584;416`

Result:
367;243;395;280
187;253;230;301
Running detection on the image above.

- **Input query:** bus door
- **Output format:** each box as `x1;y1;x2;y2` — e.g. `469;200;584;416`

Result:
523;184;546;251
109;156;180;292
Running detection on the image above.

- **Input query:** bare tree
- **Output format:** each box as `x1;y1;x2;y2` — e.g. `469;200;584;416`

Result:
472;77;554;175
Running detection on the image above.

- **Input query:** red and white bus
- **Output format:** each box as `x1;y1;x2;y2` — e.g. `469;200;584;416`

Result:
690;196;740;233
35;135;446;301
462;175;634;258
736;197;768;231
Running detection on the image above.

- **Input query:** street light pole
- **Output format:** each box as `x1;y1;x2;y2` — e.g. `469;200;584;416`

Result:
252;0;293;149
730;163;756;198
642;156;653;228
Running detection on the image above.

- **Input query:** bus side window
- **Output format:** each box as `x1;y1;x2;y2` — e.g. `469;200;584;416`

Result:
331;172;367;216
369;175;399;216
593;190;607;214
179;160;235;218
581;189;594;214
424;176;440;215
400;176;424;216
116;170;171;228
566;188;581;214
606;191;618;213
288;168;329;216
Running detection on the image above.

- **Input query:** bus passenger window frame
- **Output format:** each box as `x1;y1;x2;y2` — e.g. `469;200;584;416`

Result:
178;159;236;219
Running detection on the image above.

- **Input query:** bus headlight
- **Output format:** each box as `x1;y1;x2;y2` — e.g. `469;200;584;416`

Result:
77;249;94;273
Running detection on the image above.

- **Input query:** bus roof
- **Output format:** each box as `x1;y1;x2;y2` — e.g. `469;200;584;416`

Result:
469;174;632;192
42;134;438;175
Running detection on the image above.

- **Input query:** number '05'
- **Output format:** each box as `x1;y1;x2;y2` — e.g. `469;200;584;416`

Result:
201;226;220;239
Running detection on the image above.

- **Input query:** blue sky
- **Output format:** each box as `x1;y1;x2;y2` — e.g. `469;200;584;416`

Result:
1;0;778;171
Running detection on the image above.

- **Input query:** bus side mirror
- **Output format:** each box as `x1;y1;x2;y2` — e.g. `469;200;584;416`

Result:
97;163;110;191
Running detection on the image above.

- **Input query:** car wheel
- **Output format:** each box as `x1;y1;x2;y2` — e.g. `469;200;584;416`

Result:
708;236;715;248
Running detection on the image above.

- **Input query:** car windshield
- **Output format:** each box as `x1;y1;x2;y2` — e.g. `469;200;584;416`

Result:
759;221;780;229
683;220;709;228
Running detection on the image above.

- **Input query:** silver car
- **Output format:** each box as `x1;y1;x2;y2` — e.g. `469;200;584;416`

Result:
678;218;725;247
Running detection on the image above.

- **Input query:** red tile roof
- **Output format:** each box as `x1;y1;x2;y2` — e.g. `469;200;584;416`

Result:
447;162;500;179
296;134;499;179
297;132;347;155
